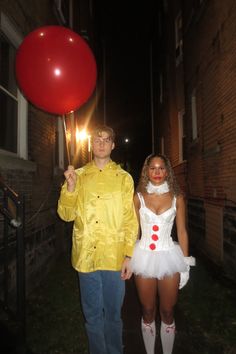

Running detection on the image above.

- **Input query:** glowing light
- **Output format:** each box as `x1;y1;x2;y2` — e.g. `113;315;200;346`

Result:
124;138;129;143
66;131;71;141
76;128;88;142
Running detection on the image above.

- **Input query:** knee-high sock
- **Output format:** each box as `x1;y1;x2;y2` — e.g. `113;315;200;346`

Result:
141;318;156;354
160;320;176;354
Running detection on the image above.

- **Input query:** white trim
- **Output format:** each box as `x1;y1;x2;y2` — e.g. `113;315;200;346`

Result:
17;91;28;159
0;12;28;159
54;0;67;25
0;84;17;101
0;12;22;46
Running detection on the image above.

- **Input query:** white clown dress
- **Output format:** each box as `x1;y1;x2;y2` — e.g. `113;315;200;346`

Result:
130;193;188;279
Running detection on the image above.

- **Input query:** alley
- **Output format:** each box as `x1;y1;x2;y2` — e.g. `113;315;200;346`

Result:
1;1;236;353
2;250;234;354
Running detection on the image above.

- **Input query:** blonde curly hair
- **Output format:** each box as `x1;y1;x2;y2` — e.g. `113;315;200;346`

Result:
136;153;181;196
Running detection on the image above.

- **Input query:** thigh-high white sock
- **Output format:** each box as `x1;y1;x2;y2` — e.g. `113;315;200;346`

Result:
160;320;176;354
141;318;156;354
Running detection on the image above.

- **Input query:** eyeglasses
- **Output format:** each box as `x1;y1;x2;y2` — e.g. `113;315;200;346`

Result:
93;137;112;144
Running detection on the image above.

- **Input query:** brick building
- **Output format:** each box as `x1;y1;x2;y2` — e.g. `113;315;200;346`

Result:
0;0;97;300
1;0;236;307
154;0;236;280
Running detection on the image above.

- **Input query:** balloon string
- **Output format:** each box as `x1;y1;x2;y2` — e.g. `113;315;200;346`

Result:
62;115;71;166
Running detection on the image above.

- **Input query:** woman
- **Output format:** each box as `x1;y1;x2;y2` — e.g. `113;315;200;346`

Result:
130;154;195;354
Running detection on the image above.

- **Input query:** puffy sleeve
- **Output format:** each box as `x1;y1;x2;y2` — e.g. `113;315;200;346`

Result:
122;173;139;257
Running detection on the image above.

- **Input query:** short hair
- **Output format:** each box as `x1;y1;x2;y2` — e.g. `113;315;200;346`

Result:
91;125;115;142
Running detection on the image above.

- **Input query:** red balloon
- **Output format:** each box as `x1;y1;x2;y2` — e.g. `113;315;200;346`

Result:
15;26;97;115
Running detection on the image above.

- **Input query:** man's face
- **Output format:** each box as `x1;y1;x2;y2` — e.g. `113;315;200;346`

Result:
91;131;115;159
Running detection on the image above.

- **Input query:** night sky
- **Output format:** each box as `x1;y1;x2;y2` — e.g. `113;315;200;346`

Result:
94;1;157;180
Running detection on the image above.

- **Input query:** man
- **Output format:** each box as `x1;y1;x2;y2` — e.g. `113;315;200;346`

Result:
57;125;138;354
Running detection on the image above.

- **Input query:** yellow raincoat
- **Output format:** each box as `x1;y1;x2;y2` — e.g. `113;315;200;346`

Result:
57;160;138;272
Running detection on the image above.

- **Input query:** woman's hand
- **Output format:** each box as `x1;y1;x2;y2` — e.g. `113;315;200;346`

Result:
179;256;196;289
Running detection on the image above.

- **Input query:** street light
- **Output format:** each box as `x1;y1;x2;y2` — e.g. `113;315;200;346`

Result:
76;128;87;142
75;128;92;165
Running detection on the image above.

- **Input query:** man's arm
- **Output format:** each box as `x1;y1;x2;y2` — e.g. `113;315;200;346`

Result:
121;257;133;280
57;166;79;222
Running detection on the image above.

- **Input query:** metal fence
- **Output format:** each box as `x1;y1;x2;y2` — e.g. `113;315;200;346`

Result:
0;176;26;352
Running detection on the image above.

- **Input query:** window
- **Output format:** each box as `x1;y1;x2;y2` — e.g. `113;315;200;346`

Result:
175;12;183;66
178;110;186;162
0;13;28;158
54;0;71;27
191;89;198;141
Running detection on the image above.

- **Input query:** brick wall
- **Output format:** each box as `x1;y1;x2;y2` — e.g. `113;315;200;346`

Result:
154;0;236;280
183;0;236;280
0;0;69;298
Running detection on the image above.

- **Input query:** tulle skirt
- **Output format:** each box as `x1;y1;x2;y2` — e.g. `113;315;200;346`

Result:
130;241;188;279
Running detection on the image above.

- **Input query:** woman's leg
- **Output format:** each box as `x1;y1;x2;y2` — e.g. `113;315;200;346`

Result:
158;273;179;354
135;276;158;354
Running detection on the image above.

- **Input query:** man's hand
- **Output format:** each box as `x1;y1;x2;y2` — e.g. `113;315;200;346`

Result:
64;165;77;192
121;257;132;280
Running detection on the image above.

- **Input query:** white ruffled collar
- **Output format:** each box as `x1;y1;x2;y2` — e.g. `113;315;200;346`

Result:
146;181;169;195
